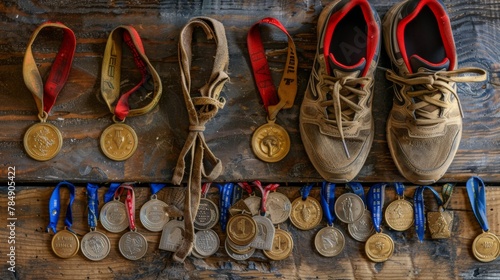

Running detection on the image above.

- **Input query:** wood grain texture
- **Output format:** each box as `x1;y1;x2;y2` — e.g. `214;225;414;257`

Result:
0;0;497;183
2;184;500;279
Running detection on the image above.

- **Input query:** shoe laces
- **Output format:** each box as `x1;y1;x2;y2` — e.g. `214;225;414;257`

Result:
317;74;372;158
386;67;487;125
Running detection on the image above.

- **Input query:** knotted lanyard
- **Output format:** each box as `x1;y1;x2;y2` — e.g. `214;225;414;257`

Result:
171;17;229;262
413;186;443;242
47;181;76;233
101;25;162;121
366;183;386;233
247;17;297;121
86;183;100;229
217;183;234;231
320;182;336;226
252;180;280;216
466;176;489;232
23;22;76;121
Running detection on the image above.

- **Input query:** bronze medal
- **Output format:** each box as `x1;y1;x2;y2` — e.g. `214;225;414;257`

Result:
427;209;454;239
23;122;63;161
251;121;291;163
80;230;111;261
290;196;322;230
226;214;257;246
314;226;345;257
263;228;293;261
384;198;414;231
100;123;138;161
472;231;500;262
51;229;80;259
365;232;394;262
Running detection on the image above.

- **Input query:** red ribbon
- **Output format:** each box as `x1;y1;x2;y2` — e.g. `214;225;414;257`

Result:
251;180;280;214
114;183;136;231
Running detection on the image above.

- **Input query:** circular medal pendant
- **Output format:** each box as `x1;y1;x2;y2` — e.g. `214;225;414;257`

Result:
365;232;395;262
314;226;345;257
51;229;79;259
119;231;148;261
348;209;375;242
384;199;414;231
290;196;322;230
249;215;275;251
472;231;500;262
159;219;185;252
265;192;292;225
140;197;170;232
251;121;290;162
225;238;255;261
193;229;220;258
194;198;219;230
263;228;293;261
100;200;129;233
24;122;63;161
244;196;262;216
334;193;365;224
81;230;111;261
227;214;257;246
100;123;138;161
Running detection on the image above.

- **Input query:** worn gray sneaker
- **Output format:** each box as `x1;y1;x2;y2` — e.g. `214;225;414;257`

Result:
300;0;381;182
383;0;487;184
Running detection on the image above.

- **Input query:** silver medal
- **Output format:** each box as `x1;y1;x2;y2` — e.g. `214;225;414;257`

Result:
193;229;220;258
119;230;148;260
249;215;275;250
194;198;219;230
140;195;170;232
265;192;292;224
159;219;185;252
100;199;128;233
81;229;111;261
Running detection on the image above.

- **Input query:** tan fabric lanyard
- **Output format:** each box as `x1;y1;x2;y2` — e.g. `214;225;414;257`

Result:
171;17;229;262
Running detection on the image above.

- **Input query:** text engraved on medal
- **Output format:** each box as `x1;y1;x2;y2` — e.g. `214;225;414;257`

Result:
100;200;128;233
194;229;220;257
472;232;500;262
51;230;79;259
194;198;219;230
140;199;169;232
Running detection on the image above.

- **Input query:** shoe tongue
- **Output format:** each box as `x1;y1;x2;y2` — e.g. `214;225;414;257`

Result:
328;54;366;78
410;55;450;73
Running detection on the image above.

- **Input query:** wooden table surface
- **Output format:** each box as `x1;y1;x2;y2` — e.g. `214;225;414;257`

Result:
0;0;499;279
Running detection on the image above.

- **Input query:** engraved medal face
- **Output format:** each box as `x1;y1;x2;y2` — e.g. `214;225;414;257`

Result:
100;123;138;161
159;220;185;252
225;238;255;261
24;122;63;161
290;196;322;230
249;215;275;251
384;199;414;231
193;229;220;258
227;214;257;246
265;192;292;224
365;232;395;262
51;229;79;259
140;198;169;232
81;230;111;261
119;231;148;261
194;198;219;230
472;231;500;262
334;193;364;224
251;122;290;162
314;226;345;257
244;196;262;216
427;210;454;239
348;209;375;242
99;200;129;233
263;228;293;261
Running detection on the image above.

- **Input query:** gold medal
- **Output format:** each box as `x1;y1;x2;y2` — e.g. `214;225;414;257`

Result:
314;226;345;257
384;198;414;231
263;228;293;261
427;208;453;239
251;121;290;162
472;231;500;262
51;229;80;259
290;196;322;230
226;214;257;246
100;123;138;161
365;232;394;262
23;122;63;161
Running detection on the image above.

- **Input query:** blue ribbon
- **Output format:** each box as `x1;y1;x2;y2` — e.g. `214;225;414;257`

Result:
150;183;167;196
466;176;489;232
346;182;365;203
300;183;314;200
232;184;243;204
86;183;99;229
217;183;234;231
393;182;405;197
366;183;386;233
104;182;122;203
47;181;76;233
413;186;443;242
320;182;336;226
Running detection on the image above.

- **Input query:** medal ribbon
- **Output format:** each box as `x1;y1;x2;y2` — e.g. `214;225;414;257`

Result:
47;181;76;233
104;182;122;203
393;182;406;197
346;182;365;203
217;183;234;231
366;183;386;233
413;186;443;242
300;183;314;201
150;183;167;196
101;25;162;121
466;176;489;232
114;183;137;231
320;182;336;226
252;180;280;215
441;183;455;209
238;182;254;195
201;183;211;197
171;17;229;262
86;183;100;229
247;17;298;121
23;22;76;120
